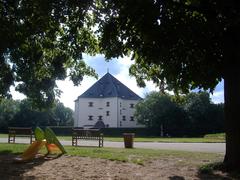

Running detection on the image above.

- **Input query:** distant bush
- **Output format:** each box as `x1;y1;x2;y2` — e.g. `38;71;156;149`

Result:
204;133;225;139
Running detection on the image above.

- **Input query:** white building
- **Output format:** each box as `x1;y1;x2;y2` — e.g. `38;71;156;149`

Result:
74;73;143;128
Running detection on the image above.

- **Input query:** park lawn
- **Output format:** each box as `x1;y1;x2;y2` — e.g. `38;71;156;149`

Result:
0;143;223;166
0;134;7;138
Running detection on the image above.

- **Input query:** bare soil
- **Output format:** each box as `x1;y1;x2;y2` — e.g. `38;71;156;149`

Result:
0;154;234;180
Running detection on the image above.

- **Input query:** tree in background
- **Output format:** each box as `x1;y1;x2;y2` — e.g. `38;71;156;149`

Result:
0;99;73;130
135;91;224;137
10;99;54;127
0;99;20;130
183;92;224;135
95;0;239;170
52;102;74;126
135;92;188;136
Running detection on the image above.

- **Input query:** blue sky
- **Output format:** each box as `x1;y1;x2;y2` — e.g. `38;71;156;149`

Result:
11;54;224;109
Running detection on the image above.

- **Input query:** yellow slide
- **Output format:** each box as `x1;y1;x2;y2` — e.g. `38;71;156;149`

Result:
15;140;46;162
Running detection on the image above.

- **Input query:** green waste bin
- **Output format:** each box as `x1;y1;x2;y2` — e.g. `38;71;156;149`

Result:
123;133;135;148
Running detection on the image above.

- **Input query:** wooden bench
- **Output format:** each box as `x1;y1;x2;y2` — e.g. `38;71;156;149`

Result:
8;127;34;144
72;128;104;147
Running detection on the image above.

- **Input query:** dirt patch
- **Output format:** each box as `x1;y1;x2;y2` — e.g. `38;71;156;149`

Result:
0;154;232;180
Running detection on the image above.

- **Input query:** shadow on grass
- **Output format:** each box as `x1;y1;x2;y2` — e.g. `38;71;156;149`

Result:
0;150;46;179
197;162;240;180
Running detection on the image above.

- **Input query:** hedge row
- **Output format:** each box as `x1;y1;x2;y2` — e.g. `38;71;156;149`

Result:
0;126;223;137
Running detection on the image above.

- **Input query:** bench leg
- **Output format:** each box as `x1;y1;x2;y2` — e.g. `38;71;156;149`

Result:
99;138;103;147
72;137;78;146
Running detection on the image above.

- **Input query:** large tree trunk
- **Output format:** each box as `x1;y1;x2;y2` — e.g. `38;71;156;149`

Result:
223;66;240;171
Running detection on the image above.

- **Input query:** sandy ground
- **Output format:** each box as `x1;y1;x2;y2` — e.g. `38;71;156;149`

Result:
0;154;233;180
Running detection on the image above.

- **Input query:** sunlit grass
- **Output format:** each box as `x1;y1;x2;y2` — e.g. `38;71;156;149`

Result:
0;143;223;165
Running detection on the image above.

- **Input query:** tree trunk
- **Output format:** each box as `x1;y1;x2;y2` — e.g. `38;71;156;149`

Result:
223;67;240;171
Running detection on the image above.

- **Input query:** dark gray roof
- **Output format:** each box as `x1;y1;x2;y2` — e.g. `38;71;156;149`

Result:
78;73;142;100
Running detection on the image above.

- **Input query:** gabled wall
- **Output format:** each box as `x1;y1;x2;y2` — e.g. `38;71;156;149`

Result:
74;97;144;128
74;97;118;127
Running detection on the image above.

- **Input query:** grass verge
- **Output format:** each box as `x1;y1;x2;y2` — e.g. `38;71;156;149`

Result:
0;143;222;165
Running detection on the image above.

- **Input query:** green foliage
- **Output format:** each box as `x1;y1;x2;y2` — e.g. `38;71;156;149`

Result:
0;99;73;130
52;103;74;126
135;91;224;136
135;92;187;132
0;0;98;107
0;99;20;129
199;162;224;175
95;0;239;92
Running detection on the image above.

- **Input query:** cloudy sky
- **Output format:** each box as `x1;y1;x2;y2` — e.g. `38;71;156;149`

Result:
11;54;224;110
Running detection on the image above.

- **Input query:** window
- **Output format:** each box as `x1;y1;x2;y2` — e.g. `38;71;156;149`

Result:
88;116;93;120
98;116;103;120
120;110;122;115
120;121;122;127
120;103;122;107
106;111;110;116
106;102;110;107
122;116;126;121
130;116;134;121
88;102;93;107
130;104;134;108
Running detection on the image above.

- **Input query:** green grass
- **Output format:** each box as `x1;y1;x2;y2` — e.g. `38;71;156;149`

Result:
0;143;28;154
0;143;222;165
0;134;8;138
65;146;223;165
204;133;225;140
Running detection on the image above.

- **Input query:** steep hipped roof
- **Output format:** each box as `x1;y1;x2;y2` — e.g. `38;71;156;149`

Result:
77;73;142;100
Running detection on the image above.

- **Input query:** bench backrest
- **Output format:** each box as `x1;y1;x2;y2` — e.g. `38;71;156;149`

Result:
72;128;102;137
8;127;33;135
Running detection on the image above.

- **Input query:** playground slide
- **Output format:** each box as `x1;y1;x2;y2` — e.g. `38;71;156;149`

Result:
45;127;66;154
15;140;46;161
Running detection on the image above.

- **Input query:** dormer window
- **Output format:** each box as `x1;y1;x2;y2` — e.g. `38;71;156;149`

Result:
106;102;110;107
88;102;93;107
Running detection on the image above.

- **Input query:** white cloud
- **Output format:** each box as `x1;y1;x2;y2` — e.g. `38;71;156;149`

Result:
10;86;26;100
115;56;159;98
56;76;97;109
210;90;224;104
10;55;224;109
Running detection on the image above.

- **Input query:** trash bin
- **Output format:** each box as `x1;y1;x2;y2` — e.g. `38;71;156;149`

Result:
123;133;135;148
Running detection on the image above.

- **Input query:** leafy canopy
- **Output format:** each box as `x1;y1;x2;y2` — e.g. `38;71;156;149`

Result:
95;0;239;92
0;0;98;107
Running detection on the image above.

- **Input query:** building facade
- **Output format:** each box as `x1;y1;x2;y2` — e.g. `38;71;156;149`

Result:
74;73;143;128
